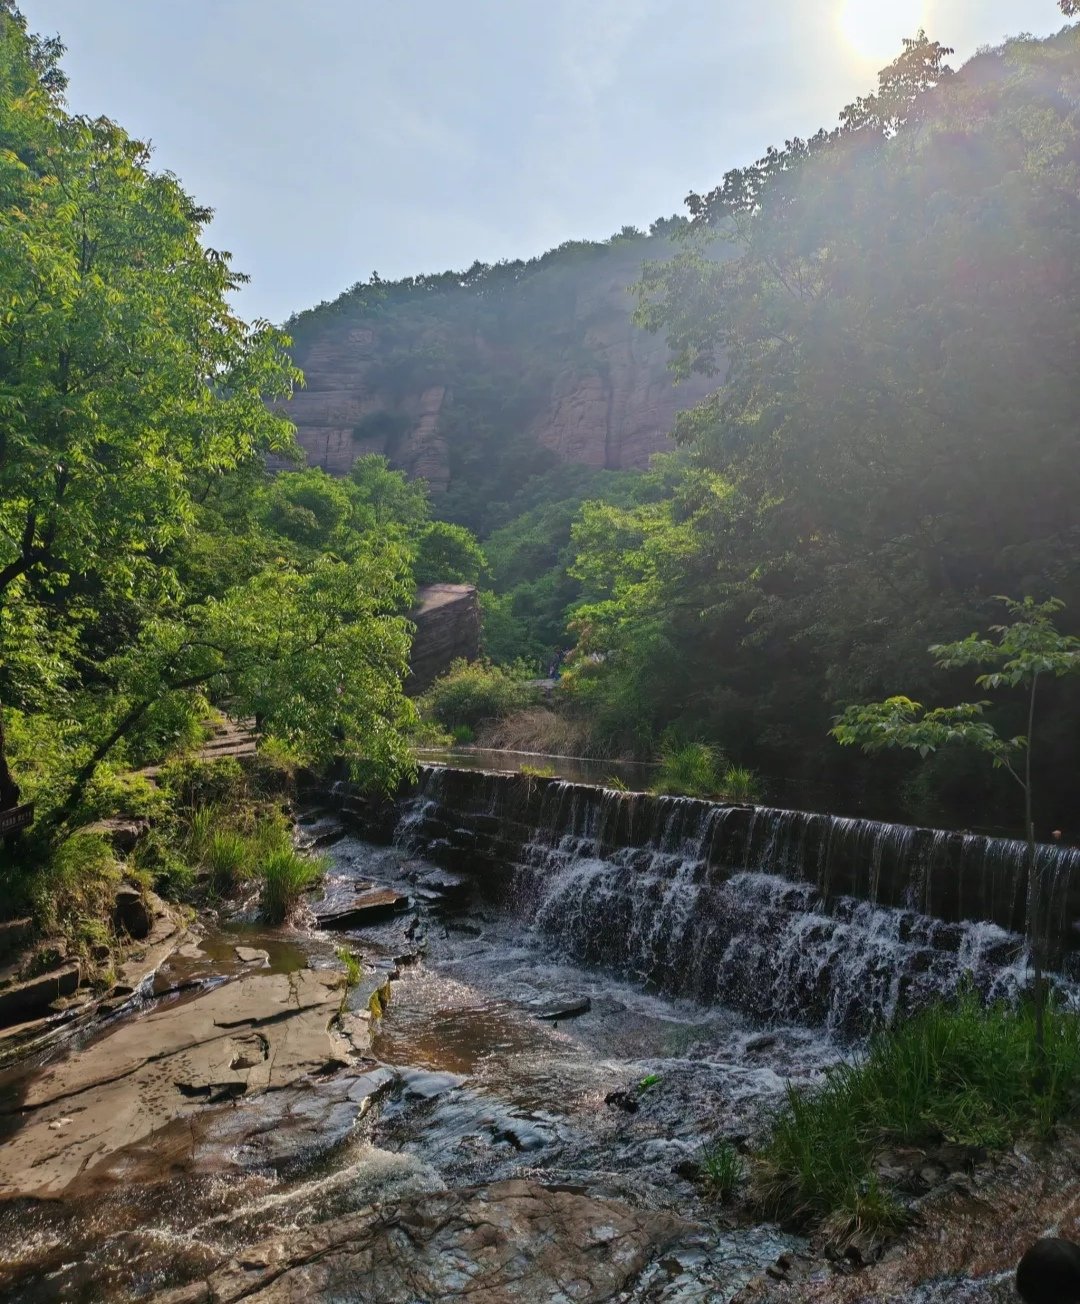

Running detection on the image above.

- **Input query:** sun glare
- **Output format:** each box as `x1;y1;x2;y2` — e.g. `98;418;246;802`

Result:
836;0;931;66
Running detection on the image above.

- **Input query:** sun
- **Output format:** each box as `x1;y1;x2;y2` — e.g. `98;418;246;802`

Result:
835;0;931;66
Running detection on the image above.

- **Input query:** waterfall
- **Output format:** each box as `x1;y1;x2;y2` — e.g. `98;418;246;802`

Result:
355;765;1080;1032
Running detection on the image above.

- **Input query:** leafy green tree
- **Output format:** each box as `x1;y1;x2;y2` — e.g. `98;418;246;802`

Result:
602;27;1080;806
831;598;1080;1050
414;521;487;585
0;8;420;838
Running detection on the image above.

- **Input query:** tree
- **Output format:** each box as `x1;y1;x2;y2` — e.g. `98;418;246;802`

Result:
0;8;422;840
831;597;1080;1053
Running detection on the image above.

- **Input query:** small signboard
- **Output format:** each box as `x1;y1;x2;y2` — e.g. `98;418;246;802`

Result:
0;803;33;836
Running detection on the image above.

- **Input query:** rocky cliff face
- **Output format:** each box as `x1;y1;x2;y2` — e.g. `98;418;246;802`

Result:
283;236;716;492
408;584;481;694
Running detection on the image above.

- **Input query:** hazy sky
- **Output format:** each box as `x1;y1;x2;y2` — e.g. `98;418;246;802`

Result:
23;1;1066;324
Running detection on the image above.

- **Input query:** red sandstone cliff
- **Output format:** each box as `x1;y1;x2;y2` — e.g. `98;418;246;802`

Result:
283;237;716;489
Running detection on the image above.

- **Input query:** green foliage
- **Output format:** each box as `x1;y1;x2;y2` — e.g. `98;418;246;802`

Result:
419;658;536;732
259;845;325;925
653;742;727;798
757;993;1080;1243
161;757;247;810
414;521;487;585
700;1140;744;1202
519;763;555;779
205;829;254;897
29;833;120;940
337;946;362;988
0;12;421;850
721;766;761;804
561;28;1080;822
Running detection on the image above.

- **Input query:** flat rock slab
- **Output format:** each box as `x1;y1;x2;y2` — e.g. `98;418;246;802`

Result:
153;1178;688;1303
316;888;410;930
0;969;349;1199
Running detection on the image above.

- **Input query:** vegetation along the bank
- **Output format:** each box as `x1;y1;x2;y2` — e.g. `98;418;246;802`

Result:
0;4;482;950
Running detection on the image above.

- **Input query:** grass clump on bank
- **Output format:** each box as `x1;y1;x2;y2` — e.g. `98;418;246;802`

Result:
172;758;325;921
651;742;761;803
755;991;1080;1243
260;845;325;924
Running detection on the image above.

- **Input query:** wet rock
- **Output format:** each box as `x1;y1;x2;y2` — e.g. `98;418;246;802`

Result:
745;1033;777;1053
531;994;591;1021
0;969;350;1199
113;883;152;940
234;946;269;965
400;1067;464;1099
298;817;346;849
416;867;472;901
316;887;410;930
605;1089;640;1114
153;1179;688;1303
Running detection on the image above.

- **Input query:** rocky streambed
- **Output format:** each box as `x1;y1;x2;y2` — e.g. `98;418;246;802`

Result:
0;813;1072;1301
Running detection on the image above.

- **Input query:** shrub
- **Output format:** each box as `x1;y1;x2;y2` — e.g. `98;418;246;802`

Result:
475;704;605;756
160;756;246;808
259;846;325;924
337;945;362;988
756;992;1080;1244
651;743;761;802
720;765;761;804
419;658;535;732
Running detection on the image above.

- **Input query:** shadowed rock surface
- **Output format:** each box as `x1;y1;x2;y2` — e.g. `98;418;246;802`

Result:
151;1179;688;1304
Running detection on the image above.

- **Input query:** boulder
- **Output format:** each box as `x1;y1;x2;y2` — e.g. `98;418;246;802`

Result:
85;817;151;854
234;947;269;965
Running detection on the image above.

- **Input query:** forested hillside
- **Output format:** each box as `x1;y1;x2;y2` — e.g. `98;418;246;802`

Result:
278;22;1080;833
567;26;1080;830
283;227;716;537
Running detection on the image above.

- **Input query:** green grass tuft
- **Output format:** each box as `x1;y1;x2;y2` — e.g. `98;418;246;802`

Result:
337;945;362;988
205;829;254;896
700;1139;744;1201
259;846;325;924
756;992;1080;1244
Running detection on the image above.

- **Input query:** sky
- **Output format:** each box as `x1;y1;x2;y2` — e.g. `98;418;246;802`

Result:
22;1;1067;324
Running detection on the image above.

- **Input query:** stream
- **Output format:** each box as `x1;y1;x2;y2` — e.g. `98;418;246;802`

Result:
0;796;1070;1301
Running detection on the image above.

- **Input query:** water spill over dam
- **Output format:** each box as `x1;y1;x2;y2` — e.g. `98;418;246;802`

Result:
338;765;1080;1034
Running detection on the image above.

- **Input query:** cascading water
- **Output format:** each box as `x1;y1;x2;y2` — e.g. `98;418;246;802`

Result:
386;767;1080;1034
